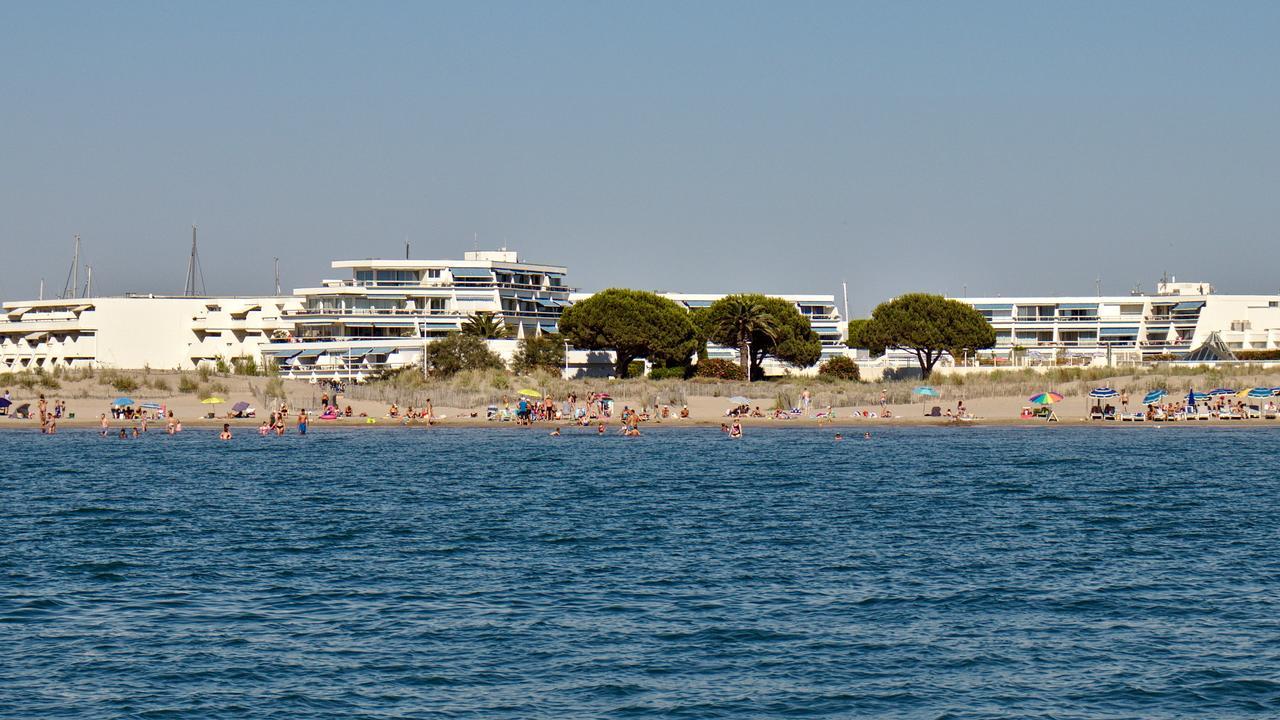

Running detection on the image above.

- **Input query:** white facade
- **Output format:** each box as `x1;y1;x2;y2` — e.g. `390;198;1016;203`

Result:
0;296;301;371
270;250;571;381
949;280;1280;366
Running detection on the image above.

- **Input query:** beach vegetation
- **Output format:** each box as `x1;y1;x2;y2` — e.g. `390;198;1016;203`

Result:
422;334;505;377
702;294;822;380
648;364;692;380
858;294;996;379
177;374;200;394
818;356;861;381
148;377;171;392
558;288;700;378
512;334;565;374
214;356;230;374
694;358;747;381
230;355;260;376
197;364;213;382
460;312;511;339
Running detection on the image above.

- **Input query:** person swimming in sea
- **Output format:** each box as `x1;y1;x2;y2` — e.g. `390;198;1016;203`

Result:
729;420;742;438
219;423;232;441
834;433;843;441
597;422;606;435
863;432;871;440
118;428;127;439
549;427;560;436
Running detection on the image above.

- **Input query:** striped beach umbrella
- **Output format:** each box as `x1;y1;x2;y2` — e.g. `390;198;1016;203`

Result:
1142;389;1167;405
1029;391;1064;405
1186;391;1210;403
1207;388;1236;397
1088;387;1119;399
1244;387;1273;399
913;386;940;397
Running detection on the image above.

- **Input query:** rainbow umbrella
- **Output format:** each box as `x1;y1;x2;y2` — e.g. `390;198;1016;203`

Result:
1029;392;1063;405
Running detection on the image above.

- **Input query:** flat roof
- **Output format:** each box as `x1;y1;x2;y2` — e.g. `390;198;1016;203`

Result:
330;259;568;273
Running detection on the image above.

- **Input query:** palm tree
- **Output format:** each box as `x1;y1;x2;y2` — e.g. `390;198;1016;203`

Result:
709;297;778;379
460;312;510;339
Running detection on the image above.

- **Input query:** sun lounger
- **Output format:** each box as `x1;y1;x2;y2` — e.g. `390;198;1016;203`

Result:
1265;408;1278;420
1247;406;1262;419
1132;413;1145;422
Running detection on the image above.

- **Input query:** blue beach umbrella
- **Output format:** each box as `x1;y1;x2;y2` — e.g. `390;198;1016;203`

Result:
1186;391;1210;403
112;397;135;406
140;402;163;410
913;386;940;397
1088;387;1119;399
1207;388;1236;397
1272;387;1280;397
1245;387;1272;399
1142;389;1167;405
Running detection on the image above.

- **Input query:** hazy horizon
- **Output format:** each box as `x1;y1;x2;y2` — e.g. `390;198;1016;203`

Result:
3;2;1278;315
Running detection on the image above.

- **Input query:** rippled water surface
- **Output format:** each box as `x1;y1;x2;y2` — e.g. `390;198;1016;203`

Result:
3;425;1280;718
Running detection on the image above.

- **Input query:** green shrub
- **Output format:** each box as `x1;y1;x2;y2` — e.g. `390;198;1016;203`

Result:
422;335;505;378
214;356;230;374
110;375;140;393
512;334;565;374
230;355;260;376
649;365;690;380
149;377;171;392
197;365;213;382
818;356;860;381
178;375;200;394
1236;350;1280;360
694;358;747;381
626;360;646;378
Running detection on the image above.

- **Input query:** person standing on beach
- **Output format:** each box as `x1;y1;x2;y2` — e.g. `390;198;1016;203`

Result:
1121;389;1130;415
879;389;887;415
801;389;811;417
425;398;434;425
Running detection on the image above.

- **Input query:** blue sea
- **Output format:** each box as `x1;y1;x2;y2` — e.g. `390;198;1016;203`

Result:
3;425;1279;718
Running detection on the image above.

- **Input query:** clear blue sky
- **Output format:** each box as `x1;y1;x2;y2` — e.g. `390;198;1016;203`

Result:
2;1;1278;314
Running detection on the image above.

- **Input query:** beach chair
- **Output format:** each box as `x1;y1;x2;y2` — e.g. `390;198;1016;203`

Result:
1103;408;1117;421
1089;409;1103;421
1132;412;1145;422
1265;407;1278;420
1196;407;1211;420
1247;405;1262;419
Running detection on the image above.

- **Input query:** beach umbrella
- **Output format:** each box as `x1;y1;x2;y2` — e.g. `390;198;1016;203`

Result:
1272;387;1280;397
1029;392;1063;405
231;401;251;412
200;396;225;405
728;396;750;405
112;397;135;406
140;402;163;410
591;392;611;400
0;398;10;408
1088;387;1119;399
1244;387;1272;399
518;389;542;398
1186;391;1210;403
912;386;940;397
1142;389;1167;405
1207;388;1236;397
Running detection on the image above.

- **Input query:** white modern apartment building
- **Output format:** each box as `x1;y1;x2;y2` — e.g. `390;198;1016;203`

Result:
2;246;849;380
268;250;571;381
0;296;301;371
953;280;1280;365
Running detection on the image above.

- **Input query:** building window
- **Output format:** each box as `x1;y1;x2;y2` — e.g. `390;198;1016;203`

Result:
426;269;441;279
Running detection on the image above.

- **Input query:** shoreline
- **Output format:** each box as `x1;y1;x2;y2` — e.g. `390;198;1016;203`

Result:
9;416;1280;431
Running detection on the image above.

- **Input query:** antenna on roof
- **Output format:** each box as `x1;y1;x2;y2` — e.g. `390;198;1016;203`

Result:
184;224;206;296
39;278;45;300
274;257;281;295
60;234;81;299
84;266;93;297
405;239;410;260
